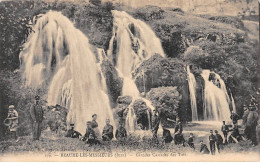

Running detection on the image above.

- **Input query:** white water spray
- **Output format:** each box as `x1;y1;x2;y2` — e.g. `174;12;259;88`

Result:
19;11;114;134
107;10;164;132
187;66;198;121
108;10;165;77
201;70;231;121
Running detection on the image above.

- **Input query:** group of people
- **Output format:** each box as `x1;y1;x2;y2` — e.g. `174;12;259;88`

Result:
4;95;259;155
4;95;44;142
65;114;127;145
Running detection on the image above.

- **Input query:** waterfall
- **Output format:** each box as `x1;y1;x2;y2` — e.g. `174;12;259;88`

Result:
107;10;165;132
125;106;137;133
231;93;236;113
201;70;231;121
107;10;165;77
187;66;198;121
19;11;114;134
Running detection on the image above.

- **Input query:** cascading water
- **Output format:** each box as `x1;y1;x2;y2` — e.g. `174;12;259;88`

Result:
107;10;165;76
187;66;198;121
201;70;231;121
107;10;164;132
19;11;114;134
230;93;236;113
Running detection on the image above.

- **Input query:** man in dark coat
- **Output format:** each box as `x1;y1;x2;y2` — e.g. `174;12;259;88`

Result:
230;110;240;124
65;124;82;139
243;103;259;146
102;119;114;141
163;128;173;144
215;130;223;153
83;121;100;145
221;121;229;144
209;130;216;155
200;140;210;154
151;109;160;143
30;95;44;141
174;121;185;146
188;133;195;150
115;121;127;141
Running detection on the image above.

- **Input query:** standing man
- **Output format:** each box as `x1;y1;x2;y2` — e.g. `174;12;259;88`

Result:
221;121;229;144
174;120;185;146
5;105;19;142
102;118;114;141
151;109;160;143
209;130;216;155
215;130;223;153
30;95;44;141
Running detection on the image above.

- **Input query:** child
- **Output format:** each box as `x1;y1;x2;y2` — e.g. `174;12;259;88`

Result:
188;133;195;149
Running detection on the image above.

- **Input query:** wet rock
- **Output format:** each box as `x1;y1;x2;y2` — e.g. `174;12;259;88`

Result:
101;60;123;107
115;96;133;118
132;99;152;130
133;54;187;94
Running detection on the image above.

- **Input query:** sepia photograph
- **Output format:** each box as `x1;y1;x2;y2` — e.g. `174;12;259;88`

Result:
0;0;259;162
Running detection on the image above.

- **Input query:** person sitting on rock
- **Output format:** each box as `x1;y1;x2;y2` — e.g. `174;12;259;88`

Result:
65;124;82;139
215;130;223;153
163;128;173;144
188;133;195;150
115;121;127;141
102;118;114;141
82;121;100;145
200;140;210;154
174;120;185;146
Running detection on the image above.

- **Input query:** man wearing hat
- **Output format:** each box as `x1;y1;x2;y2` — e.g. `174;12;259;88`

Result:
151;109;160;143
6;105;19;142
83;121;100;145
230;110;240;124
215;130;223;153
30;95;44;140
209;130;216;155
174;120;185;146
115;121;127;141
200;140;210;154
221;121;229;144
102;118;114;141
243;103;259;146
65;124;82;139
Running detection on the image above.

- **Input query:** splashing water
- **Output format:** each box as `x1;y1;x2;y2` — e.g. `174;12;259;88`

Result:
230;93;236;113
19;11;114;134
187;66;198;121
107;10;164;132
201;70;231;121
107;10;165;77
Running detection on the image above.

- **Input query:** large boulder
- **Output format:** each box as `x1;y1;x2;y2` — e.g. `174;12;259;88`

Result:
133;54;187;93
132;99;152;130
147;87;182;127
114;96;152;130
